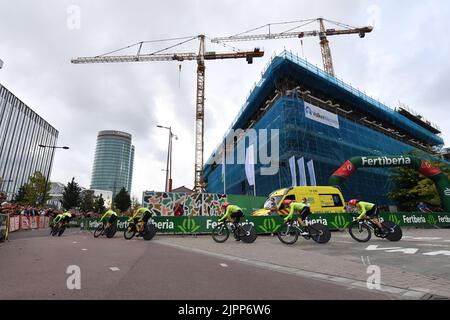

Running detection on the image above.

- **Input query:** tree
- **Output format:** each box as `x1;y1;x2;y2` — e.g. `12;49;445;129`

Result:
13;185;27;204
80;190;95;213
61;178;81;210
23;171;50;206
131;195;141;212
388;159;450;211
114;187;131;213
94;194;106;214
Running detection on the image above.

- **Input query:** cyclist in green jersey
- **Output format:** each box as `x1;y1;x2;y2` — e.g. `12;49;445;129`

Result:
218;202;244;241
348;199;386;234
283;199;311;234
99;209;118;229
52;212;64;227
129;206;152;233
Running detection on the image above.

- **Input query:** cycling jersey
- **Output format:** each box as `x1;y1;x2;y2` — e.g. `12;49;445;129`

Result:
356;202;376;220
100;210;118;222
53;214;64;224
130;207;152;221
285;202;308;222
62;212;72;218
219;205;242;222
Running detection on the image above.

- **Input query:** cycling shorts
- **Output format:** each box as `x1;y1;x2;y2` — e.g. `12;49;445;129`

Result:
299;207;311;221
230;210;243;223
365;206;379;218
108;215;117;224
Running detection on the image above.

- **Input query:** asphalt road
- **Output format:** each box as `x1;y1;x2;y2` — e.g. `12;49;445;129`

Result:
0;228;394;300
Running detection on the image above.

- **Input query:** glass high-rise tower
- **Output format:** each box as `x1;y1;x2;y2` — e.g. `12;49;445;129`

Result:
90;130;134;197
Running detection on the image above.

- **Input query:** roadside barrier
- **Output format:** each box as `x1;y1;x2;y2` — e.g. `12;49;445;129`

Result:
79;212;450;234
7;215;50;233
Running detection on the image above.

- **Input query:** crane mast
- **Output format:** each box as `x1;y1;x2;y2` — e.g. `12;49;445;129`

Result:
72;35;264;192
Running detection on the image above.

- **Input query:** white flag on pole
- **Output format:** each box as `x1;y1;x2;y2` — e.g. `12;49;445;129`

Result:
289;156;297;187
245;144;256;187
307;160;317;186
297;157;307;186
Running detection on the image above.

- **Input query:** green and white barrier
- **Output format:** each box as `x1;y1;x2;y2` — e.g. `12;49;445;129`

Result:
79;212;450;234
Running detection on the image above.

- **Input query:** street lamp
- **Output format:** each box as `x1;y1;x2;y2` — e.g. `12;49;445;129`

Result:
156;125;178;192
38;144;70;206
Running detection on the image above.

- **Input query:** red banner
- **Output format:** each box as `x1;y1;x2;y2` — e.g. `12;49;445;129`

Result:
332;160;356;179
419;160;441;177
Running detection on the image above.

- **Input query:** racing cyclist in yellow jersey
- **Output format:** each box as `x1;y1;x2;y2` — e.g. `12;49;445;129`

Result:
129;206;152;233
348;199;387;234
283;198;311;235
99;209;118;229
218;202;244;241
51;212;64;230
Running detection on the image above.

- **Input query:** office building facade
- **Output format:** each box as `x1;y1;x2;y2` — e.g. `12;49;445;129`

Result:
0;84;58;200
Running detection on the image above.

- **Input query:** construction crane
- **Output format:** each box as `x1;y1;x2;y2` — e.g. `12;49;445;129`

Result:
212;18;373;77
71;35;264;192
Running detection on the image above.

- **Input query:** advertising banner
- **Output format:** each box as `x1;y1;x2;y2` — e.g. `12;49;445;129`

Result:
30;217;38;229
80;212;450;234
304;101;340;129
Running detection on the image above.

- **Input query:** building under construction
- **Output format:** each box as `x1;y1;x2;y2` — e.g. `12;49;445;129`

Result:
203;51;445;206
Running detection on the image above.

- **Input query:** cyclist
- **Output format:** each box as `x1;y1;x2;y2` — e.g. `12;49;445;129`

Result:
61;211;72;226
218;202;244;241
348;199;388;234
283;199;311;235
52;212;64;229
99;208;118;229
129;206;152;233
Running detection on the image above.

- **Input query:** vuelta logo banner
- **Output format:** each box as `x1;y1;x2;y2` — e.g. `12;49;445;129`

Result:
419;160;441;177
333;160;356;179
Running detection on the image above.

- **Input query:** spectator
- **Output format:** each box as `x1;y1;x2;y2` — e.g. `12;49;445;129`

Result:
417;202;432;213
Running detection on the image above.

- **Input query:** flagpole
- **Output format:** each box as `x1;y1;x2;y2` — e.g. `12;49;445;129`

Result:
223;138;227;195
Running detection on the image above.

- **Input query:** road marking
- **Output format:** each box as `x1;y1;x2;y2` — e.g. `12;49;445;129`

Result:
366;245;402;251
72;241;78;244
153;240;437;299
81;248;88;251
220;263;228;268
423;251;450;256
109;267;120;271
334;240;353;244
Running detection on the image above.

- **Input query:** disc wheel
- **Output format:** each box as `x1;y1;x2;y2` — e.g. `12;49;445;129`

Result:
349;221;372;243
277;223;299;245
142;224;157;241
106;224;117;238
212;223;230;243
383;221;403;242
310;223;331;244
240;224;257;243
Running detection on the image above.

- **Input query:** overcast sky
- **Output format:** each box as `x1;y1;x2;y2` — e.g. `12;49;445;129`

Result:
1;0;449;199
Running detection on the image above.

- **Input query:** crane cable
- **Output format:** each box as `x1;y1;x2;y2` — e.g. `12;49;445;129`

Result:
95;35;198;57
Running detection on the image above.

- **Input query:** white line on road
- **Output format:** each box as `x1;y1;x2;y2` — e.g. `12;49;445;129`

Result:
72;241;78;244
220;263;228;268
81;248;88;251
109;267;120;271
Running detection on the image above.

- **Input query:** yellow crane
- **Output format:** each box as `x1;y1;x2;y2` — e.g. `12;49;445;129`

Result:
71;35;263;192
212;18;373;76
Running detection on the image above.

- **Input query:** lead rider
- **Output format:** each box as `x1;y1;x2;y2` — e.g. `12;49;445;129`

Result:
218;202;244;241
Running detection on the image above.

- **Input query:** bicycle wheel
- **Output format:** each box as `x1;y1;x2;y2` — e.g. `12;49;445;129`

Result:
143;224;157;241
212;224;230;243
94;224;104;238
124;224;136;240
57;225;66;237
240;224;257;244
383;221;403;242
277;223;299;245
106;224;117;238
348;221;371;242
310;223;331;244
